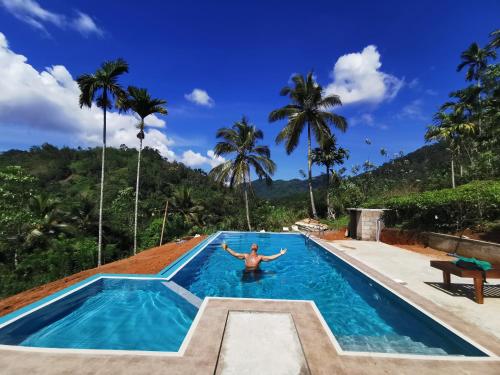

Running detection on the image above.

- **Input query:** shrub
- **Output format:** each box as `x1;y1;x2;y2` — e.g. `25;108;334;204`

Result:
369;180;500;232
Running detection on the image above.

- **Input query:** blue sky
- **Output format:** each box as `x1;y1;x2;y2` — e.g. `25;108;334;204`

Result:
0;0;498;179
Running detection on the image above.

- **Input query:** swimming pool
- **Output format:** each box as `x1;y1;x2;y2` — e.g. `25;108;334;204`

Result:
166;232;487;356
0;232;491;356
0;277;197;352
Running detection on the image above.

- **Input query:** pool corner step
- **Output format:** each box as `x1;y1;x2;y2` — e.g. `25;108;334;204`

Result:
161;281;202;308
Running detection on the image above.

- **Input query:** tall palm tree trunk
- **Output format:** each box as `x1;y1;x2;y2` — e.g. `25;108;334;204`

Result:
451;153;456;189
133;136;143;254
244;177;252;231
307;123;318;219
325;167;334;219
97;101;107;267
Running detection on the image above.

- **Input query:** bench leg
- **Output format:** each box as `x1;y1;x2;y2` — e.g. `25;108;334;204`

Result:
442;271;451;288
473;277;484;304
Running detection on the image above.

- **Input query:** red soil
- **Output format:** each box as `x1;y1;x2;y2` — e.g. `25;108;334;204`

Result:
380;228;452;260
321;228;348;241
0;236;206;318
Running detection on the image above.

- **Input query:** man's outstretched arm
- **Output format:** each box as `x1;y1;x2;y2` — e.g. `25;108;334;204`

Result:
221;243;246;260
261;248;287;262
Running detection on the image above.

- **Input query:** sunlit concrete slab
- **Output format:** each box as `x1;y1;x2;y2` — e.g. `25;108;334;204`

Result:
216;311;309;375
324;239;500;340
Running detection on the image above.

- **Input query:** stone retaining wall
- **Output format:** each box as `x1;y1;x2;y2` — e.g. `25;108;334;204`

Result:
381;228;500;264
426;232;500;264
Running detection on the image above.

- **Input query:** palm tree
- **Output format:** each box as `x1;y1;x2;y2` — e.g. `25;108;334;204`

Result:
312;138;348;219
77;58;128;266
457;42;496;83
210;117;276;231
457;43;496;137
487;29;500;50
269;72;347;219
117;87;167;254
26;194;72;247
425;112;475;188
171;186;204;226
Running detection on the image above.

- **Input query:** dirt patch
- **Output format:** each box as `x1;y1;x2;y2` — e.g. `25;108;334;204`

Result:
0;236;206;318
394;244;453;260
380;228;424;245
321;228;348;241
380;228;452;260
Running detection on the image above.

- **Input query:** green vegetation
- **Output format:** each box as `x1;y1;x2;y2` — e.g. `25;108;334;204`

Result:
0;145;305;298
312;137;349;219
0;146;218;297
368;181;500;232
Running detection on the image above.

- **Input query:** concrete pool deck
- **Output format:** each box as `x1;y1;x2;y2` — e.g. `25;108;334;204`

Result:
324;239;500;340
1;236;500;374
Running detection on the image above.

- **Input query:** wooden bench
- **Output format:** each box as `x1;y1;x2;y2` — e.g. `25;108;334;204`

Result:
430;260;500;304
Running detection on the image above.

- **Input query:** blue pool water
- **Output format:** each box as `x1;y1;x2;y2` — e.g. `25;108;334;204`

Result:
170;232;486;356
0;279;196;351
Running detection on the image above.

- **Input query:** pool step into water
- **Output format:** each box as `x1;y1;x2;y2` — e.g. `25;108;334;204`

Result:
340;335;448;355
161;281;203;308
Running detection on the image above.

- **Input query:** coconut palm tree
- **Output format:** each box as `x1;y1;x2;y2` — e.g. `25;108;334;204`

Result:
210;117;276;231
269;72;347;219
312;137;348;219
117;86;167;254
77;58;128;266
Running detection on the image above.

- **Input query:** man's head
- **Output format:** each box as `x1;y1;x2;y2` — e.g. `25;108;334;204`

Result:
251;243;258;252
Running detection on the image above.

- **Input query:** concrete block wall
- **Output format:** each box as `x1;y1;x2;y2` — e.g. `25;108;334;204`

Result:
348;209;385;241
426;232;500;264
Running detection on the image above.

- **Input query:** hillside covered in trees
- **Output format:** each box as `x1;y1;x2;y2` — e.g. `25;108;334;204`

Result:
0;144;300;298
253;142;451;200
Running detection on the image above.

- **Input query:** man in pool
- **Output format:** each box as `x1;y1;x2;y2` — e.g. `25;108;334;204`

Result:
221;243;287;270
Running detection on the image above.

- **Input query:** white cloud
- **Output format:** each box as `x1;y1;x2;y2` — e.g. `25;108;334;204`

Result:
352;113;374;126
184;88;214;107
324;45;404;105
180;150;225;168
398;99;425;120
425;89;438;96
349;112;388;130
72;11;103;36
0;0;63;32
0;0;102;36
408;78;420;89
0;32;218;168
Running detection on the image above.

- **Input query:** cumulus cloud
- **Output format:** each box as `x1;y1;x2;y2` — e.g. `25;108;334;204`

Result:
184;88;214;107
324;45;403;105
0;0;102;36
180;150;225;168
0;32;218;168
